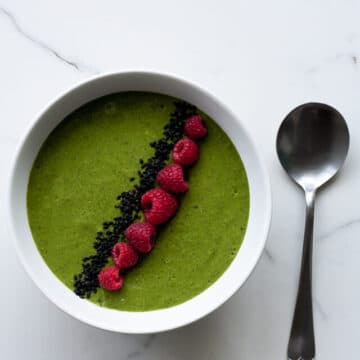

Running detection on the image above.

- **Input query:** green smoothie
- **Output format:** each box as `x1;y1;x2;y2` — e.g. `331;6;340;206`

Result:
27;92;249;311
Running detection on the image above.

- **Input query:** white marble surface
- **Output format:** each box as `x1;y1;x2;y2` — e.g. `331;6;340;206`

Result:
1;0;360;358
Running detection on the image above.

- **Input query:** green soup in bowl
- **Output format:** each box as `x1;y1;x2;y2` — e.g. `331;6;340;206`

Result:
27;91;249;312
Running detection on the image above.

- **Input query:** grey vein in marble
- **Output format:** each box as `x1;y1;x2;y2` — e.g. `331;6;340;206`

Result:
127;335;157;359
306;52;358;73
319;218;360;241
263;247;275;263
0;7;98;74
143;334;157;348
313;297;327;321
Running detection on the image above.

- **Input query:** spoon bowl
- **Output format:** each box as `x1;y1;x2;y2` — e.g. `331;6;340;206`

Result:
276;102;349;192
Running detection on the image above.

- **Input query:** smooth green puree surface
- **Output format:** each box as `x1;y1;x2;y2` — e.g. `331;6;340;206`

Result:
27;92;249;311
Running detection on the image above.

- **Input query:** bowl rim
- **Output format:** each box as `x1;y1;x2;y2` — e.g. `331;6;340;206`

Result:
7;70;272;333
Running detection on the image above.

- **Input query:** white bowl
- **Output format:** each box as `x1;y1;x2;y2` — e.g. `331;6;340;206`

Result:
8;71;271;333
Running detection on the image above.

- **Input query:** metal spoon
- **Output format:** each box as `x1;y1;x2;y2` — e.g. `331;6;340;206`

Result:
276;103;349;360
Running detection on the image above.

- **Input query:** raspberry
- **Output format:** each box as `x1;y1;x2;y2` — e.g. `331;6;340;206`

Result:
125;222;157;253
98;266;124;291
184;115;207;139
157;163;188;193
172;138;199;166
112;242;138;269
141;188;178;225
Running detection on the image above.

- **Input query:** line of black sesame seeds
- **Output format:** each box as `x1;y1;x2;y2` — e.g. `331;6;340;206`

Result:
73;101;198;298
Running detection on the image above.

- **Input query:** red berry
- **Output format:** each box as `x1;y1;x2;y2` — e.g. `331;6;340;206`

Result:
125;222;157;253
141;188;178;225
112;242;138;269
157;163;188;193
98;266;123;291
184;115;207;139
172;138;199;166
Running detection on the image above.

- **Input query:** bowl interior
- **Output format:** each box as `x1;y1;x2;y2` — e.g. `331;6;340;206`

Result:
8;72;271;333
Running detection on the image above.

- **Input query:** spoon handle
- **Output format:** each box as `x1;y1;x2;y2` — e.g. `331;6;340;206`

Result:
288;190;316;360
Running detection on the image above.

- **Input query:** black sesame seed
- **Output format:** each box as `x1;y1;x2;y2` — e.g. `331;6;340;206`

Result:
73;101;198;298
